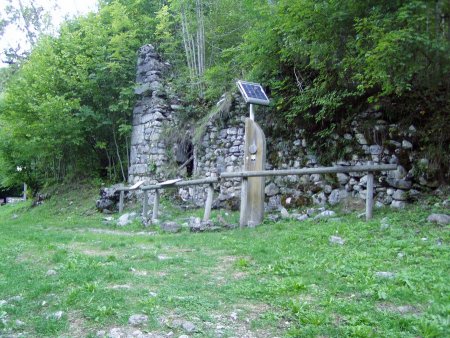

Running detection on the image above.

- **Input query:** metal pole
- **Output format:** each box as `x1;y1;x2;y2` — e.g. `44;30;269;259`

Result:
23;183;27;201
249;104;255;121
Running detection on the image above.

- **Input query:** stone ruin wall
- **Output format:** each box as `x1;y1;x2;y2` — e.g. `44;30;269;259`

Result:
129;45;441;209
128;45;178;186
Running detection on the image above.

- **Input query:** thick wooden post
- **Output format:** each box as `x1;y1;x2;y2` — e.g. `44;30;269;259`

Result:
366;161;374;221
240;177;249;228
240;118;266;227
203;184;214;221
119;190;125;213
152;189;160;221
203;183;214;221
143;191;148;219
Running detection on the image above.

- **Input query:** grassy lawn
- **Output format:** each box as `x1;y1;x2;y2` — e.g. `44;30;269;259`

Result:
0;186;448;337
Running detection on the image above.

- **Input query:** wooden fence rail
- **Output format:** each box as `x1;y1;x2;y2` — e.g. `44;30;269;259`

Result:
118;163;398;224
219;163;397;178
221;163;397;222
141;177;219;221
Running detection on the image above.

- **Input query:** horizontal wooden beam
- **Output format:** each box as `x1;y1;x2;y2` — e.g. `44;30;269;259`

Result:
141;177;219;191
220;164;397;179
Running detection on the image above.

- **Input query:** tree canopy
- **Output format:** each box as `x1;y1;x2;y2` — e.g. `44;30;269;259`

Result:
0;0;449;190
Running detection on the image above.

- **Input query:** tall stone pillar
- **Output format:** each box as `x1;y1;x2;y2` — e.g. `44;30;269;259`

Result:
240;118;266;227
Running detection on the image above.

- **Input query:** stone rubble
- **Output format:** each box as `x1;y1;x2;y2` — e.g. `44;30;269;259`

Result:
104;45;448;215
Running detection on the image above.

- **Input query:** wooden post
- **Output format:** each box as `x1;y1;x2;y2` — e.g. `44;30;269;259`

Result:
239;177;249;228
23;183;27;201
152;189;160;221
143;191;148;219
119;190;125;213
203;183;214;221
366;161;374;221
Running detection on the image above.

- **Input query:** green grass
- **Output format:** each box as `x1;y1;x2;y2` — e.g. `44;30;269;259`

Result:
0;186;449;337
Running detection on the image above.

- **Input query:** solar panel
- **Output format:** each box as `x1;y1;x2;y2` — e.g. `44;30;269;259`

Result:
237;80;270;106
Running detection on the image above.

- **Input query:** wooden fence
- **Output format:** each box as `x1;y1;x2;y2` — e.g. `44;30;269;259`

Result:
119;162;397;223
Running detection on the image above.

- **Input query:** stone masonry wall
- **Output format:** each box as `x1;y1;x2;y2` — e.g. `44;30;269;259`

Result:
129;46;441;209
128;45;176;185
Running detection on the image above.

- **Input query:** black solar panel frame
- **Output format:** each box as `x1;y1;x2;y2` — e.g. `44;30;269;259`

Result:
237;80;270;106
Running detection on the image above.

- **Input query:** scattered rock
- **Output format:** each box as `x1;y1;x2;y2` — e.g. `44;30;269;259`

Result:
388;166;407;180
329;236;345;245
295;214;309;222
306;208;316;216
402;140;413;149
8;295;23;303
0;300;7;307
280;207;290;219
328;189;348;206
169;319;196;334
264;182;280;197
391;200;406;209
128;314;148;326
96;330;107;337
117;212;138;227
99;327;163;338
392;189;407;201
46;269;57;276
427;213;450;225
47;311;64;320
12;214;19;219
375;271;396;279
380;217;390;230
181;321;196;333
96;184;124;212
267;214;281;222
312;192;327;206
110;284;131;290
161;221;182;233
386;178;412;190
355;133;368;145
15;319;25;327
188;218;222;232
314;210;336;219
336;173;350;185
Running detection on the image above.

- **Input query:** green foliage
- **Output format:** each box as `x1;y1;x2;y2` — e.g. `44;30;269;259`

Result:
1;0;449;188
0;0;153;189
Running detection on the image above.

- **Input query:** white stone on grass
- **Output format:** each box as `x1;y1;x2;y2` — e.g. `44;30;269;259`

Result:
47;311;64;320
427;213;450;225
314;210;336;219
329;236;345;245
128;314;148;326
46;269;57;276
280;207;290;219
181;321;196;333
375;271;396;279
117;212;138;227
